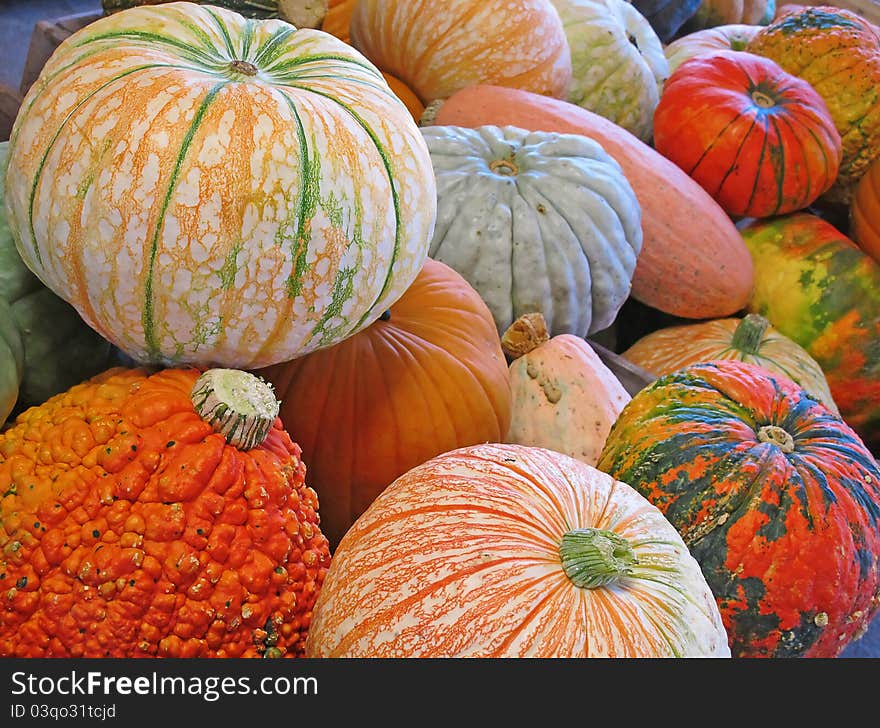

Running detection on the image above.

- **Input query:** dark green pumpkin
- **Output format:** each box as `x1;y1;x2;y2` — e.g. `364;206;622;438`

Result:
597;359;880;658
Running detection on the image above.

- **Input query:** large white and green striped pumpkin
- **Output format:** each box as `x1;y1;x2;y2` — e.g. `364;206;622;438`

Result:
4;1;436;368
551;0;669;142
423;125;642;339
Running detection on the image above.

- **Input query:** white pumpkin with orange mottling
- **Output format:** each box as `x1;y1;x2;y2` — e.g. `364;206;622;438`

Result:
349;0;573;105
305;443;731;658
4;1;436;368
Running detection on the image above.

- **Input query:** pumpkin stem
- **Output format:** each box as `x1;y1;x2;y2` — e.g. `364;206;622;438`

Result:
731;314;771;355
419;99;444;127
228;60;259;77
490;158;518;176
560;528;638;589
191;369;280;450
751;90;775;109
757;424;796;453
501;312;550;359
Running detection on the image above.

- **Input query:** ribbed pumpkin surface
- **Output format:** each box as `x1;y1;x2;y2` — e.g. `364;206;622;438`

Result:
5;2;435;369
306;443;730;657
851;154;880;264
257;258;512;549
740;212;880;451
621;314;838;414
551;0;669;142
349;0;572;105
423;124;642;339
664;24;762;75
0;367;330;657
598;360;880;658
745;6;880;202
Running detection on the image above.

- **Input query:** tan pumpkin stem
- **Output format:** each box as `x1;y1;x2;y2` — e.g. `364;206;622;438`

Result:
229;60;259;76
731;313;771;355
757;424;795;453
559;528;638;589
419;99;444;127
191;369;280;450
751;90;775;109
501;312;550;359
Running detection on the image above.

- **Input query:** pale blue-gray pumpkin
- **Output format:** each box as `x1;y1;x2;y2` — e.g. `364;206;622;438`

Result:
423;124;642;339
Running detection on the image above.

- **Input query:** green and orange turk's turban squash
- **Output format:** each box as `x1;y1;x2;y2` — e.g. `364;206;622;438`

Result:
0;367;330;657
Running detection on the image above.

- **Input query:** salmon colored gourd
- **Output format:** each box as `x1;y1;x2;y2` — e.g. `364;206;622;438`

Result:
5;2;436;370
598;359;880;658
503;313;631;466
257;259;512;549
306;443;731;658
746;6;880;203
349;0;573;105
851;154;880;265
423;83;754;320
0;367;331;657
653;50;841;218
664;24;761;75
622;313;838;414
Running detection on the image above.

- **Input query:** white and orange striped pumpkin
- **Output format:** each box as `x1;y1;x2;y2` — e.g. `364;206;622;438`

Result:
305;443;731;658
4;2;436;368
349;0;573;105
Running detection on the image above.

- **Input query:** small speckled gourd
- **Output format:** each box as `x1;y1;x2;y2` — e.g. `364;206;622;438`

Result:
503;312;630;466
423;124;642;339
0;367;330;657
551;0;669;141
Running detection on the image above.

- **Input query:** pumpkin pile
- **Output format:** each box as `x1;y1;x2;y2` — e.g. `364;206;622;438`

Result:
2;0;880;659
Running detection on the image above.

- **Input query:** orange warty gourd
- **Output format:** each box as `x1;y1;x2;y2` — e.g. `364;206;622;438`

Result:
851;154;880;265
305;443;731;657
257;259;512;549
349;0;573;105
424;84;754;320
0;367;330;657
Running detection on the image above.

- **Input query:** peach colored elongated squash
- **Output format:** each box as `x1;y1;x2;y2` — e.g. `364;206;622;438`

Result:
502;313;631;466
424;84;754;320
305;442;731;658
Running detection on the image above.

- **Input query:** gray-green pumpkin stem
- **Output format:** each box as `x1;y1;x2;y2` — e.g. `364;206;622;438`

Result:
191;368;280;450
731;313;771;355
559;528;638;589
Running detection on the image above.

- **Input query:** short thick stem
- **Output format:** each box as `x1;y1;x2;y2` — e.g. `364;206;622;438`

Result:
731;314;771;355
757;424;795;453
501;312;549;359
559;528;638;589
229;60;258;77
489;158;518;176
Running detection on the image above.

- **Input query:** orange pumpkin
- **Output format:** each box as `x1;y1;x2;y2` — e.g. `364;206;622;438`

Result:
322;0;355;42
305;443;731;657
0;367;330;657
349;0;572;104
257;259;512;549
851;154;880;264
382;72;424;122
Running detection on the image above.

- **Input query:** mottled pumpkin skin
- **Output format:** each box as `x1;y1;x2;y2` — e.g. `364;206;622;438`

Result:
597;360;880;658
349;0;573;105
653;50;841;218
257;258;512;549
6;2;436;369
746;6;880;203
0;367;330;657
307;443;730;658
740;213;880;451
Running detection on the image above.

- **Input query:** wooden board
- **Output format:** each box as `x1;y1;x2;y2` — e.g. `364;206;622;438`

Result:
0;84;23;143
587;340;656;397
20;11;102;96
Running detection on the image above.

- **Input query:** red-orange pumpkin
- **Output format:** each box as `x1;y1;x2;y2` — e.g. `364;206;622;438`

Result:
654;50;841;218
424;83;754;320
851;154;880;264
256;258;512;548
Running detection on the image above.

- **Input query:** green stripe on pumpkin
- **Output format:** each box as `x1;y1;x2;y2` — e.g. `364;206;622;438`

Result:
203;7;237;58
72;30;221;67
142;81;226;361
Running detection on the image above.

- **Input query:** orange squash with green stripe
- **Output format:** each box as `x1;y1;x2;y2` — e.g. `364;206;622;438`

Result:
739;212;880;451
4;2;436;370
597;359;880;658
